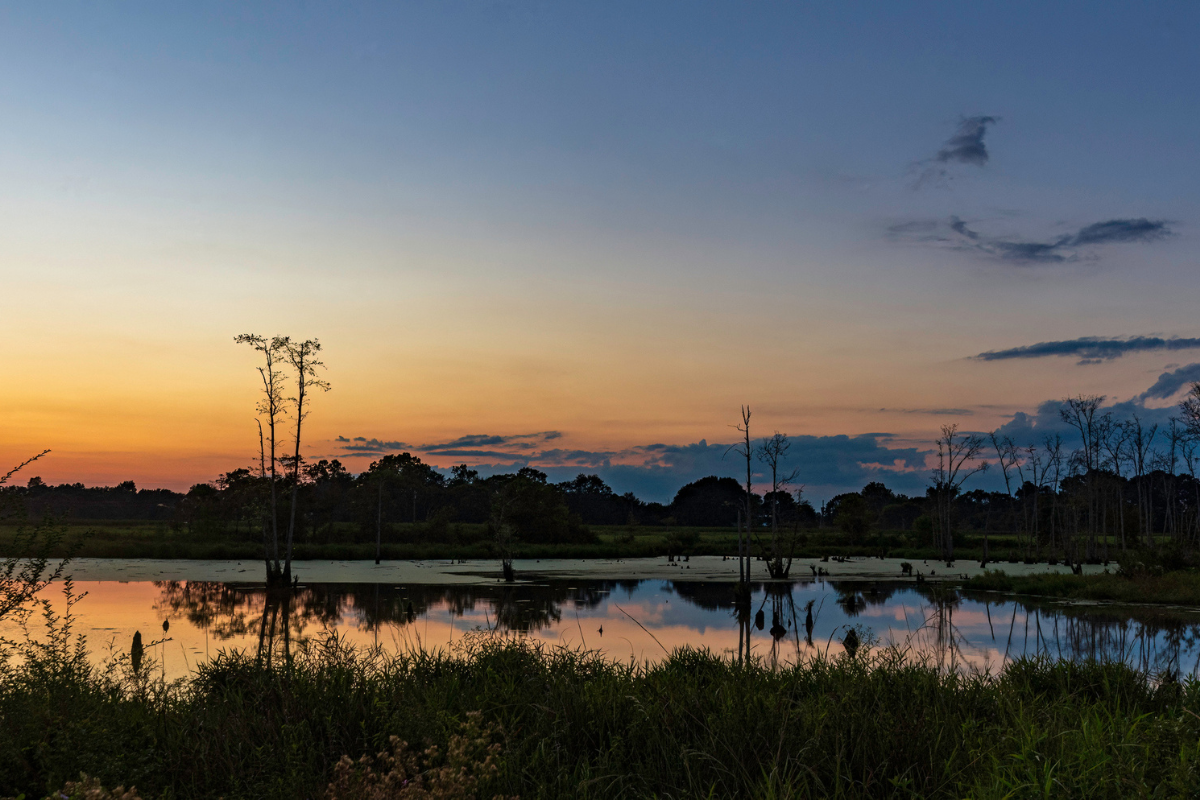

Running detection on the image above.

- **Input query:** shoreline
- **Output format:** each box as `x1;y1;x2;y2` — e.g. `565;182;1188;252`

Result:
47;555;1107;584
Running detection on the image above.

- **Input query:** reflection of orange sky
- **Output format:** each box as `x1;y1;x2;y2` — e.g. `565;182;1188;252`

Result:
8;580;1196;681
2;582;833;680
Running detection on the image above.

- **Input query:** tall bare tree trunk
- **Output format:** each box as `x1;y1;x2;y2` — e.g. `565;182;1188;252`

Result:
376;478;383;565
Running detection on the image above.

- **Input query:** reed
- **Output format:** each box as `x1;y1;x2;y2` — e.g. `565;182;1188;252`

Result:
2;626;1199;799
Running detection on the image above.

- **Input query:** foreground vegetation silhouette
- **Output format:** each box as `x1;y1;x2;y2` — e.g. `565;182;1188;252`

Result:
4;619;1200;798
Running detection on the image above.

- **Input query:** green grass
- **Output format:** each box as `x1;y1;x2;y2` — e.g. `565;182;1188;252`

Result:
2;631;1199;798
1;519;1051;562
964;568;1200;606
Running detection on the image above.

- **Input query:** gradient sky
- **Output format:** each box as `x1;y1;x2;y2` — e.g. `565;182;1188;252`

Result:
2;2;1198;502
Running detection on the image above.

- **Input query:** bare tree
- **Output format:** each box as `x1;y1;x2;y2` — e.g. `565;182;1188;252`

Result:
1157;418;1185;543
756;431;800;578
1179;382;1200;548
282;338;330;583
1015;443;1051;554
1060;395;1105;560
1126;413;1158;547
1179;382;1200;435
1044;434;1065;552
988;431;1021;560
236;334;289;582
725;406;754;589
930;424;988;561
1098;414;1131;552
1180;433;1200;548
490;487;516;582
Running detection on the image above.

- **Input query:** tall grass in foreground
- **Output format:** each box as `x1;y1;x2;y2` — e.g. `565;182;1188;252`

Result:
2;628;1199;799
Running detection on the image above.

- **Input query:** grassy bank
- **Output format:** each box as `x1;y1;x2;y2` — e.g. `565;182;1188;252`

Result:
2;520;1053;562
965;568;1200;606
2;634;1199;799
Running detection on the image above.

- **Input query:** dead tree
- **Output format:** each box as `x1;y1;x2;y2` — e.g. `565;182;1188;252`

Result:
1158;419;1185;544
1180;433;1200;548
1015;443;1051;555
725;406;754;591
988;431;1021;560
236;334;289;582
1098;414;1131;551
1044;434;1064;554
1126;413;1158;547
930;424;988;561
282;338;330;583
756;431;800;578
1060;395;1104;559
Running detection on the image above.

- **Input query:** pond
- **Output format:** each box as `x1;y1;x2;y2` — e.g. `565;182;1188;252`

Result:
5;558;1198;680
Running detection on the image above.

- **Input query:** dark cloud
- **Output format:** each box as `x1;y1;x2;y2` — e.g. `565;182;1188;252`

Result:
334;436;410;454
1139;363;1200;401
914;116;999;186
335;433;935;504
993;397;1177;451
935;115;998;166
1069;218;1170;246
335;431;564;458
420;431;562;452
418;449;532;462
891;216;1173;264
974;336;1200;365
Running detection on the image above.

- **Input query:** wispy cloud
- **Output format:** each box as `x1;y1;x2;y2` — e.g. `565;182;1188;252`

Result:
879;407;974;416
890;216;1172;264
935;116;998;166
973;336;1200;365
915;115;999;186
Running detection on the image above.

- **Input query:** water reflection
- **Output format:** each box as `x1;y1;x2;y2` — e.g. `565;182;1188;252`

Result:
33;577;1200;680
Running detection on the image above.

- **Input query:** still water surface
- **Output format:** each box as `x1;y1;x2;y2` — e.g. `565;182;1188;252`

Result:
11;574;1200;680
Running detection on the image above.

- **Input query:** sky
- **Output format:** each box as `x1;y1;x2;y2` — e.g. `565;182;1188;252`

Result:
1;2;1198;503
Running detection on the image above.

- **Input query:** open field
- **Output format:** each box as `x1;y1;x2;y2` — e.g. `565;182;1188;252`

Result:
2;632;1199;799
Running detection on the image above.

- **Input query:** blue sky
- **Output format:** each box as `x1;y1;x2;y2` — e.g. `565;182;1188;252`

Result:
1;2;1198;501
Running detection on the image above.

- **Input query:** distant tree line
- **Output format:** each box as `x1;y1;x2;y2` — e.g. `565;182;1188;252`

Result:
13;388;1200;564
4;460;819;545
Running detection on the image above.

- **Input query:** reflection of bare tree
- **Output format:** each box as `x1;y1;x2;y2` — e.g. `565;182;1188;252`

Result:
256;588;292;668
152;579;1200;677
1002;600;1200;678
153;580;617;641
155;581;260;639
828;582;903;619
